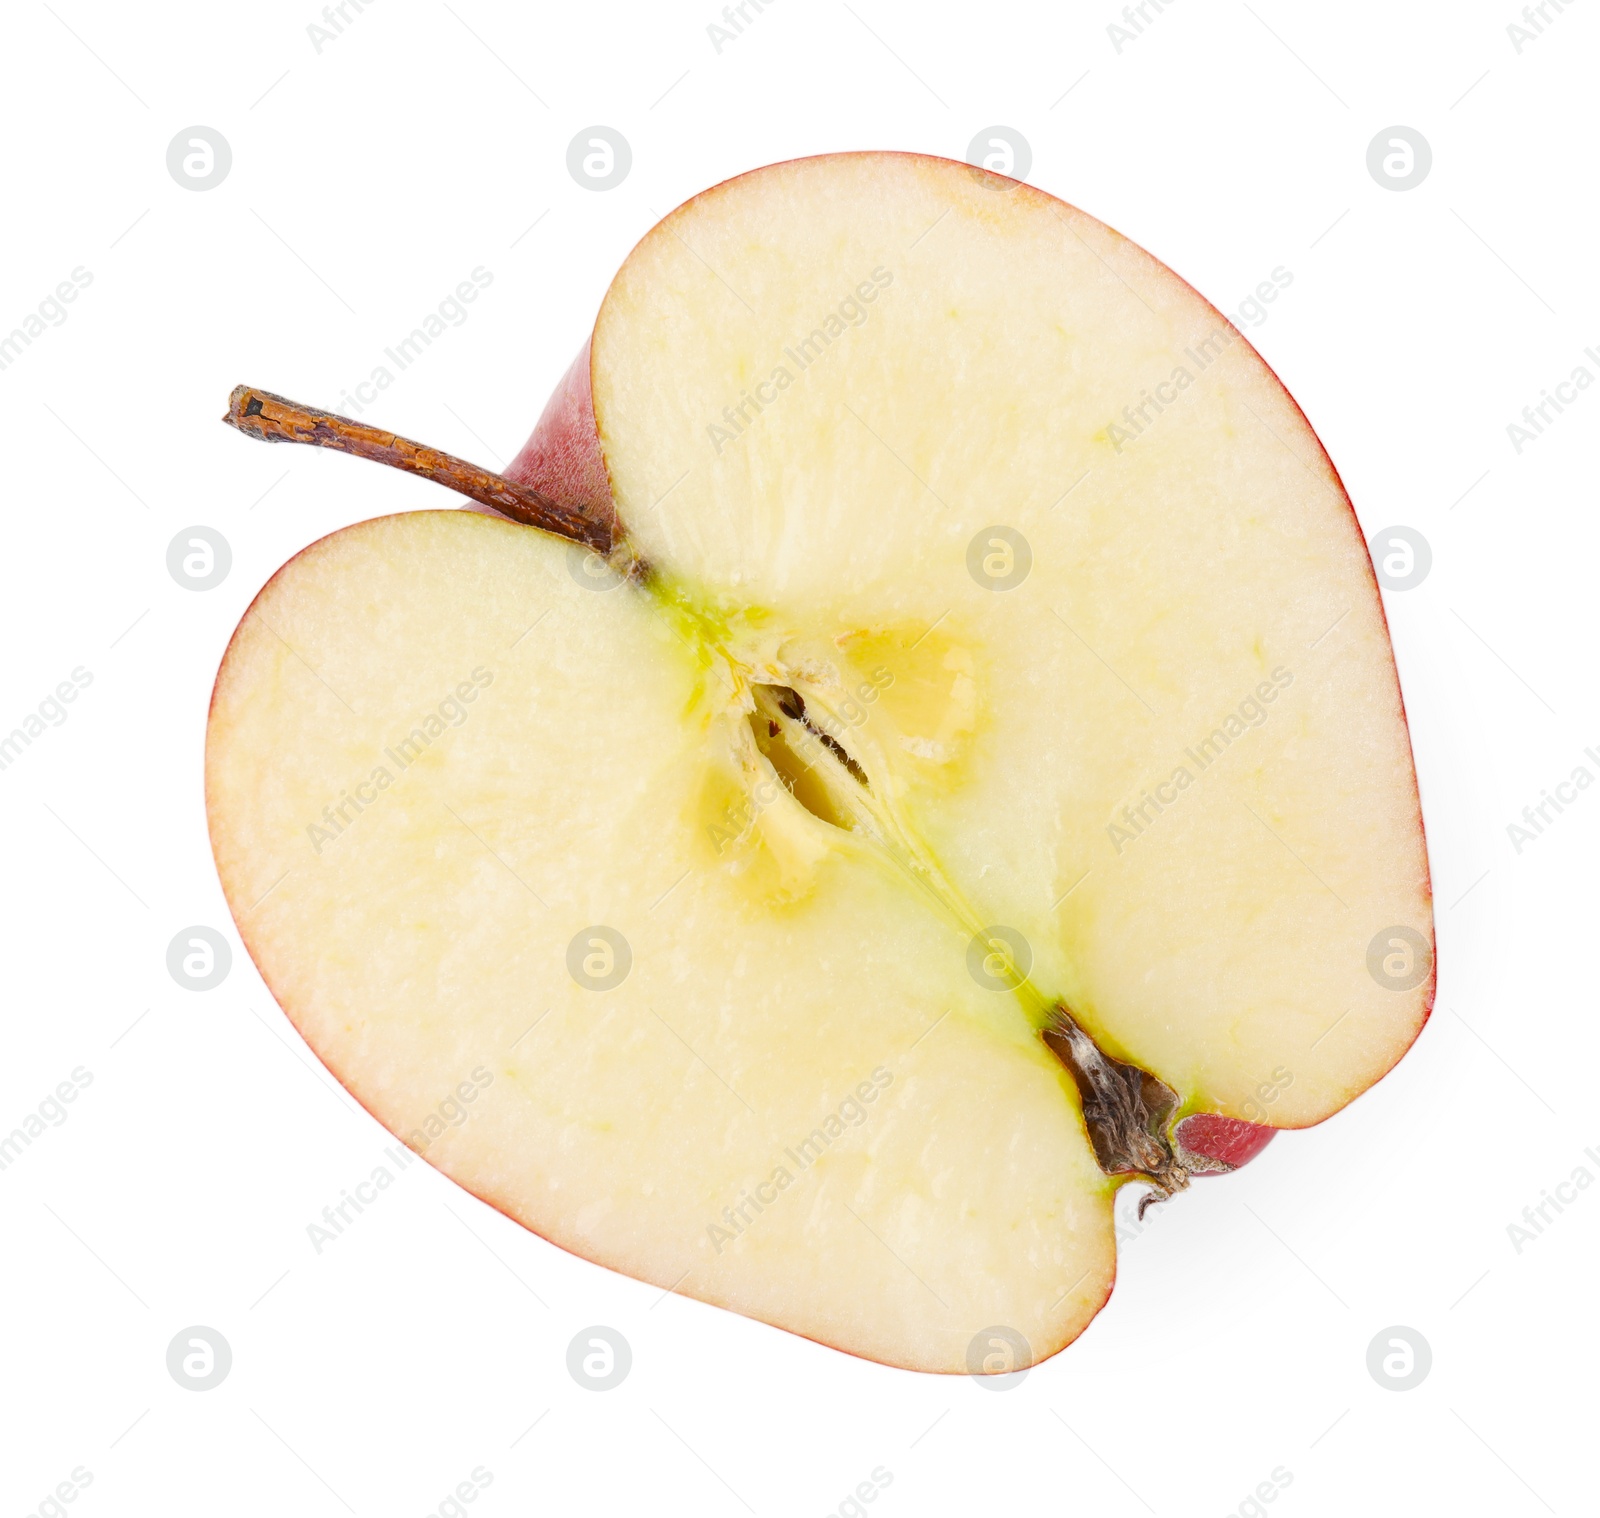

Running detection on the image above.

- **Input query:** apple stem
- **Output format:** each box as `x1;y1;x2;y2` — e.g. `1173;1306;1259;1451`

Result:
221;386;615;555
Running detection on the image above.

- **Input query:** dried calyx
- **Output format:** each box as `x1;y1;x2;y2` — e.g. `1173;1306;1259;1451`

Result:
1044;1008;1199;1213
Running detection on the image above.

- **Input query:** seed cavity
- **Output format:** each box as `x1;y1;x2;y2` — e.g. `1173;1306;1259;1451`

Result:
748;683;869;831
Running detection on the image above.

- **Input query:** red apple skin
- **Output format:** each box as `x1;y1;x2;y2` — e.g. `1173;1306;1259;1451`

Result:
505;339;614;525
1174;1114;1277;1172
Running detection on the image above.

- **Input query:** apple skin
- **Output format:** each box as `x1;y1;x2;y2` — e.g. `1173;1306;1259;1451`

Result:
505;338;614;525
1173;1114;1276;1171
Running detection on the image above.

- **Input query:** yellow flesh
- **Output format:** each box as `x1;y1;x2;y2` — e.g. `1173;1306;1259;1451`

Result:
206;154;1430;1371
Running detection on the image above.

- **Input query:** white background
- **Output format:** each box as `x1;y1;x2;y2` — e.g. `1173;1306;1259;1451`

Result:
1;1;1595;1514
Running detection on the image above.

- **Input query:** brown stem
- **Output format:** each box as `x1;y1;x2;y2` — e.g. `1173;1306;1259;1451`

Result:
222;386;613;555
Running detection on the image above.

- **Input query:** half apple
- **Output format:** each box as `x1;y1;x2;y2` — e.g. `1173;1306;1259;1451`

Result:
206;152;1433;1373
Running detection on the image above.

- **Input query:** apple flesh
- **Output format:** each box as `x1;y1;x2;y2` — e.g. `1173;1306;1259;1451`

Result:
207;153;1431;1372
507;288;1287;1187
